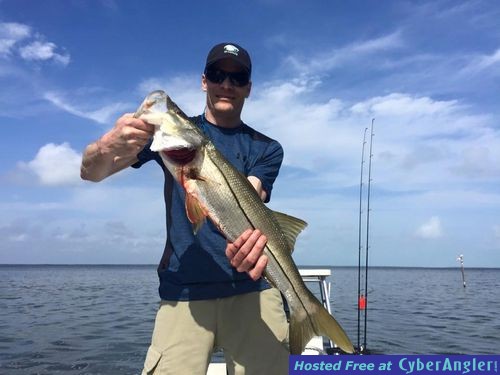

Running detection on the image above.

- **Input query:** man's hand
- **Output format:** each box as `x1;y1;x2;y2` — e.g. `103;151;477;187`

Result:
226;229;268;281
100;113;155;157
81;113;155;182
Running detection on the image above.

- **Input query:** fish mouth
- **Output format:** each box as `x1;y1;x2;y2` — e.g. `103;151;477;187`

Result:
162;147;197;165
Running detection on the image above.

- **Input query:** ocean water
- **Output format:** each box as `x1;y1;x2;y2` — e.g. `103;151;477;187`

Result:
0;265;499;374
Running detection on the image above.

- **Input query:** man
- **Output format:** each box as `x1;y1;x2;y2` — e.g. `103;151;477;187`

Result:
80;42;289;375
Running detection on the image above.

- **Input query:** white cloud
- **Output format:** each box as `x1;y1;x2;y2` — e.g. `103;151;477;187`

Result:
243;74;500;193
19;41;70;65
350;32;403;53
0;219;31;242
452;145;500;178
285;31;404;75
138;74;205;116
0;22;31;56
246;78;350;174
0;214;165;263
476;48;500;70
43;91;131;124
19;143;82;186
415;217;443;239
0;184;167;263
350;93;458;118
0;21;70;65
461;48;500;74
0;22;31;39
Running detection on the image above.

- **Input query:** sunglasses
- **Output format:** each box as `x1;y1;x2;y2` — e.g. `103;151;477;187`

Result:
205;68;250;87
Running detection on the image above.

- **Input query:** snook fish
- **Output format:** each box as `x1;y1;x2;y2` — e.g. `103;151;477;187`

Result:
136;90;354;354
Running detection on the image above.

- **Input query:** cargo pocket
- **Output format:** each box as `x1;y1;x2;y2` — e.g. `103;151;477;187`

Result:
142;345;163;375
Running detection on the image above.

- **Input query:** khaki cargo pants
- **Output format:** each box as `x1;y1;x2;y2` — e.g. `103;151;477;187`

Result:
141;288;289;375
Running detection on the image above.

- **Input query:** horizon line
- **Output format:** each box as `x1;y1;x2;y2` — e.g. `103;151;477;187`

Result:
0;263;498;270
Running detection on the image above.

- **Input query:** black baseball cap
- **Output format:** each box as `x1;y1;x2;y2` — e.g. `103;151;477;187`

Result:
204;42;252;76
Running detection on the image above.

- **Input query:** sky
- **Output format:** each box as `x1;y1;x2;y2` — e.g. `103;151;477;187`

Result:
1;0;499;267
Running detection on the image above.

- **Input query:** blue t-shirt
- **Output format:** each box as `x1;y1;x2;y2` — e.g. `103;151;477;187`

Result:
132;114;284;301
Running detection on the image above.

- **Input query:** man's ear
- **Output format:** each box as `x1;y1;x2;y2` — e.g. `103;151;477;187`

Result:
245;81;252;98
201;74;207;92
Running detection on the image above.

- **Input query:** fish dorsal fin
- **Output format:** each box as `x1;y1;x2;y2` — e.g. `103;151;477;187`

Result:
271;211;307;252
185;193;208;234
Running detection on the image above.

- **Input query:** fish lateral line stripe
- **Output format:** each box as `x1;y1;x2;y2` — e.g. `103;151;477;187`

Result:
262;246;313;318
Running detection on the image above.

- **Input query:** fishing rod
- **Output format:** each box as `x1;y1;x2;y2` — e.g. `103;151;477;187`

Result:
357;127;368;351
363;119;375;351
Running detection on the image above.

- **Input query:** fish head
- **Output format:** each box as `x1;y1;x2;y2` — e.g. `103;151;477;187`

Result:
137;91;206;166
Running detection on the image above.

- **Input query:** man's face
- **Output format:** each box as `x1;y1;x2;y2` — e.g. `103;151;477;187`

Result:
202;59;252;120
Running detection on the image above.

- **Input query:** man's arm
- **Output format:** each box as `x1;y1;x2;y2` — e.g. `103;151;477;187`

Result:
247;175;267;201
81;114;155;182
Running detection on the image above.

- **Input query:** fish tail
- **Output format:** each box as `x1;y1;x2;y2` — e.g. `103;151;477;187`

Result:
289;299;354;354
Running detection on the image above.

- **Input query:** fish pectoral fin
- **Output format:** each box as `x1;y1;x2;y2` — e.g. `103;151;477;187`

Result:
184;170;221;188
195;175;222;188
271;211;308;252
185;194;208;234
